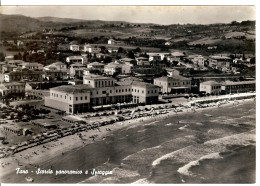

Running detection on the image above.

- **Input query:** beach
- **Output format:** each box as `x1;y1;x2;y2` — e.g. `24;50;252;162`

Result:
0;97;256;183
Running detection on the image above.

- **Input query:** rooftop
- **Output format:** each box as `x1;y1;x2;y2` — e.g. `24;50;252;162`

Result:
51;84;93;94
155;76;191;82
83;74;114;81
200;81;222;85
222;80;255;86
88;62;104;66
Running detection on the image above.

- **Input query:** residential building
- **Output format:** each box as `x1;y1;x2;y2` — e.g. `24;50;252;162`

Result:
136;57;150;66
108;39;115;45
166;68;180;77
0;82;26;96
104;62;133;75
66;56;87;64
21;62;44;70
87;62;105;72
154;76;191;94
2;64;16;73
208;55;231;71
70;44;80;51
147;52;170;61
43;70;68;80
199;81;222;94
191;55;205;68
4;70;45;82
83;44;101;53
44;62;67;71
69;63;87;78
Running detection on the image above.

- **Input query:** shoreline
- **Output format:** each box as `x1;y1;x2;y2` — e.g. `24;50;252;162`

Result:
0;97;255;182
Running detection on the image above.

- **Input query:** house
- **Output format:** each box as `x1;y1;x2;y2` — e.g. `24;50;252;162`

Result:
165;41;172;46
147;52;170;61
66;56;87;64
108;48;118;53
191;55;205;68
104;62;133;75
2;64;17;73
21;62;44;70
44;61;67;71
119;58;136;65
166;68;180;77
4;70;45;82
0;82;26;97
70;44;80;51
209;55;231;70
199;81;222;94
136;57;150;66
83;44;101;53
43;70;68;81
108;39;116;45
7;60;24;66
69;63;87;78
87;62;105;72
154;76;191;94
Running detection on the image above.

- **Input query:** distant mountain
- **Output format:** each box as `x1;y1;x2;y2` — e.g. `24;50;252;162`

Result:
37;16;87;23
0;14;43;33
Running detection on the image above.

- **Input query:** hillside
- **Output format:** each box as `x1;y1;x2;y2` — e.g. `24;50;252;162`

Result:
0;14;43;33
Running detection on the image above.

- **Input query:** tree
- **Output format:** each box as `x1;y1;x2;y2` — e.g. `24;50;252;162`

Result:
127;51;135;59
117;47;125;54
0;52;5;61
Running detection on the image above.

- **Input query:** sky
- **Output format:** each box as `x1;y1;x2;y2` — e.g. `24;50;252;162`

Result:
0;6;255;25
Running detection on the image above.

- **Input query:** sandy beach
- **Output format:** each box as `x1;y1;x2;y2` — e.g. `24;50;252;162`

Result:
0;97;255;183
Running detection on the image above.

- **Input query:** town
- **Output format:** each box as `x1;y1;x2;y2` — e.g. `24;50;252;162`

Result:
0;11;256;184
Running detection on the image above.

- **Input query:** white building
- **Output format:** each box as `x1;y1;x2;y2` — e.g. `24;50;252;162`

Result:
70;44;80;51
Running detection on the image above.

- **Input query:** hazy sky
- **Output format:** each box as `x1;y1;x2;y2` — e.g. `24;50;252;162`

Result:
1;6;255;25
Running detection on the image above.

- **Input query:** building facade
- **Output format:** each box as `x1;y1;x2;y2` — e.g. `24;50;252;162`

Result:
45;75;160;114
199;81;222;94
154;76;191;94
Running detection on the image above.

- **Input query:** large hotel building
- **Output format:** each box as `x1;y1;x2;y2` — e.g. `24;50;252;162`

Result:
45;75;160;114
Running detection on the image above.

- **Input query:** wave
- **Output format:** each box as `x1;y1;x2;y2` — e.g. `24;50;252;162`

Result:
152;146;191;167
177;152;222;176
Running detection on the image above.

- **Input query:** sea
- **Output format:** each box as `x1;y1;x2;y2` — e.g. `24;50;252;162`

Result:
2;99;256;183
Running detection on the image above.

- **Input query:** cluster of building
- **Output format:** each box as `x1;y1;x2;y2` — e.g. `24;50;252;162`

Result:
45;74;160;114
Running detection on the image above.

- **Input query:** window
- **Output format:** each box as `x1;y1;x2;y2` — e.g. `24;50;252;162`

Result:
151;90;153;93
76;97;78;101
102;90;106;94
142;90;144;93
129;89;131;92
116;90;118;93
85;96;87;100
81;97;83;100
102;81;104;86
122;89;124;92
60;95;62;98
89;81;90;83
70;97;71;100
110;90;112;93
135;89;136;92
148;91;150;94
97;91;99;94
119;89;121;93
105;81;107;86
91;92;93;95
137;90;139;93
65;96;66;99
125;89;127;92
155;90;157;93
